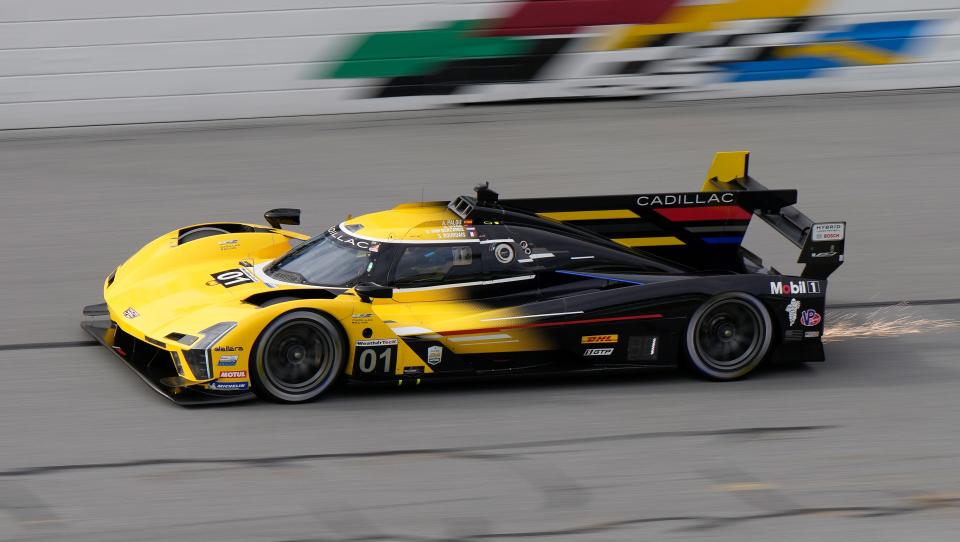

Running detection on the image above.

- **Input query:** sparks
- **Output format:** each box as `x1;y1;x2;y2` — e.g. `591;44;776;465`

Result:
823;305;960;343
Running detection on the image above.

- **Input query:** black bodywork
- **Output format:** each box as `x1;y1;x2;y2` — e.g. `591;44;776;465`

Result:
341;176;840;382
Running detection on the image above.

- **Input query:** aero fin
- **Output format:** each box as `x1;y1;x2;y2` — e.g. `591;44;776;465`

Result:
702;150;750;192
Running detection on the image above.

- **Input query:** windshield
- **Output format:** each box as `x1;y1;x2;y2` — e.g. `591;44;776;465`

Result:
266;229;374;287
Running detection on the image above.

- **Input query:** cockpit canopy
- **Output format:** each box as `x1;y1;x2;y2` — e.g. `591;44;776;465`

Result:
265;202;676;290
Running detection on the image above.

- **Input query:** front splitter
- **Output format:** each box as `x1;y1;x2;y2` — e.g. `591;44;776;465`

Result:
81;319;256;406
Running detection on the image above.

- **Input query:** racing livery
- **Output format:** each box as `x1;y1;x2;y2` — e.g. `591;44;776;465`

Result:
82;151;846;404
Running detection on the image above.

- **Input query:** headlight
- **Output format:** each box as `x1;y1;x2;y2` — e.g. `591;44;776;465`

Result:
182;322;237;380
170;351;184;376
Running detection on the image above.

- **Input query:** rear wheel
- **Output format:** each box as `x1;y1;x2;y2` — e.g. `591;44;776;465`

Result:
250;311;346;403
685;293;773;380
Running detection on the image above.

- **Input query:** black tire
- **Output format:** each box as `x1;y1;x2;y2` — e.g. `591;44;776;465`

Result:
685;293;773;381
178;226;229;245
250;311;346;403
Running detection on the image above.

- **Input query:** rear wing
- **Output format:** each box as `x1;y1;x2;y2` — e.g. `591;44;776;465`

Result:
702;151;845;280
456;151;844;279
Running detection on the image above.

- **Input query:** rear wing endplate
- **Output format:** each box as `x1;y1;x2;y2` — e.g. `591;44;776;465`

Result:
703;151;845;280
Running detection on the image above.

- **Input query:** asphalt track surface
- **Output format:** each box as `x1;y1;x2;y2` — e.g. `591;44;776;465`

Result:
1;91;960;541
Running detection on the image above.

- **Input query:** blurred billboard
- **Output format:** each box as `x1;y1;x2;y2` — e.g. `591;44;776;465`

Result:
2;0;959;128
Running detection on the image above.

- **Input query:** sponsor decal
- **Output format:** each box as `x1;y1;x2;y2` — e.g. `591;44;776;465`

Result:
494;243;515;264
810;251;838;258
219;239;239;251
214;345;244;352
636;192;734;207
211;269;256;288
351;313;374;323
208;382;249;391
584;348;614;356
786;298;801;326
403;366;425;376
581;334;618;344
327;227;373;249
800;309;822;327
769;280;821;295
219;370;247;378
356;339;398;347
812;223;845;242
804;331;821;338
122;307;139;319
426;345;443;366
218;355;238;366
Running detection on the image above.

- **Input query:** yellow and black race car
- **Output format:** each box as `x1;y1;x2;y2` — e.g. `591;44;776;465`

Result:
82;151;845;405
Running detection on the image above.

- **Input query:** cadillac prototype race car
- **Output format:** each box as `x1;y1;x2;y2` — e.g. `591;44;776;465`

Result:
82;151;845;405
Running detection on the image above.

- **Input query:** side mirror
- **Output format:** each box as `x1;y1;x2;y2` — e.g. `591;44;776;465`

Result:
264;208;301;229
355;282;393;302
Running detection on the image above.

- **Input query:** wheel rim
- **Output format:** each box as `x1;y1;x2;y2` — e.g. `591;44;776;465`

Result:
261;319;338;395
693;298;764;372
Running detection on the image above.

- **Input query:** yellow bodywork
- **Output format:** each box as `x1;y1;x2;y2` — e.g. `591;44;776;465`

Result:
342;201;474;242
103;209;537;391
103;151;753;394
702;150;750;191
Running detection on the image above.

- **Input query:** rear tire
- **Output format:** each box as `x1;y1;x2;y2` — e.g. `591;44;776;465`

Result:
250;311;346;403
685;293;773;381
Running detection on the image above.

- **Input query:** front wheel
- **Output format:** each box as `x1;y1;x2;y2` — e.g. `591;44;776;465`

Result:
251;311;346;403
685;293;773;381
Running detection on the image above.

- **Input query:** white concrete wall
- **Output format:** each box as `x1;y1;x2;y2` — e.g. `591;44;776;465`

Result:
3;0;960;129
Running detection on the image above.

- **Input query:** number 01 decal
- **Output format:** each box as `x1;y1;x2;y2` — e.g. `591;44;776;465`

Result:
354;339;398;376
211;269;255;288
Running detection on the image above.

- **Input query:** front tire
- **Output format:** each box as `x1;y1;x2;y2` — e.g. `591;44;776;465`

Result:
685;293;773;381
250;311;346;403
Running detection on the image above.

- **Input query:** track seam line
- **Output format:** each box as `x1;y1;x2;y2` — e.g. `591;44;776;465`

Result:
0;425;832;477
0;340;98;352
